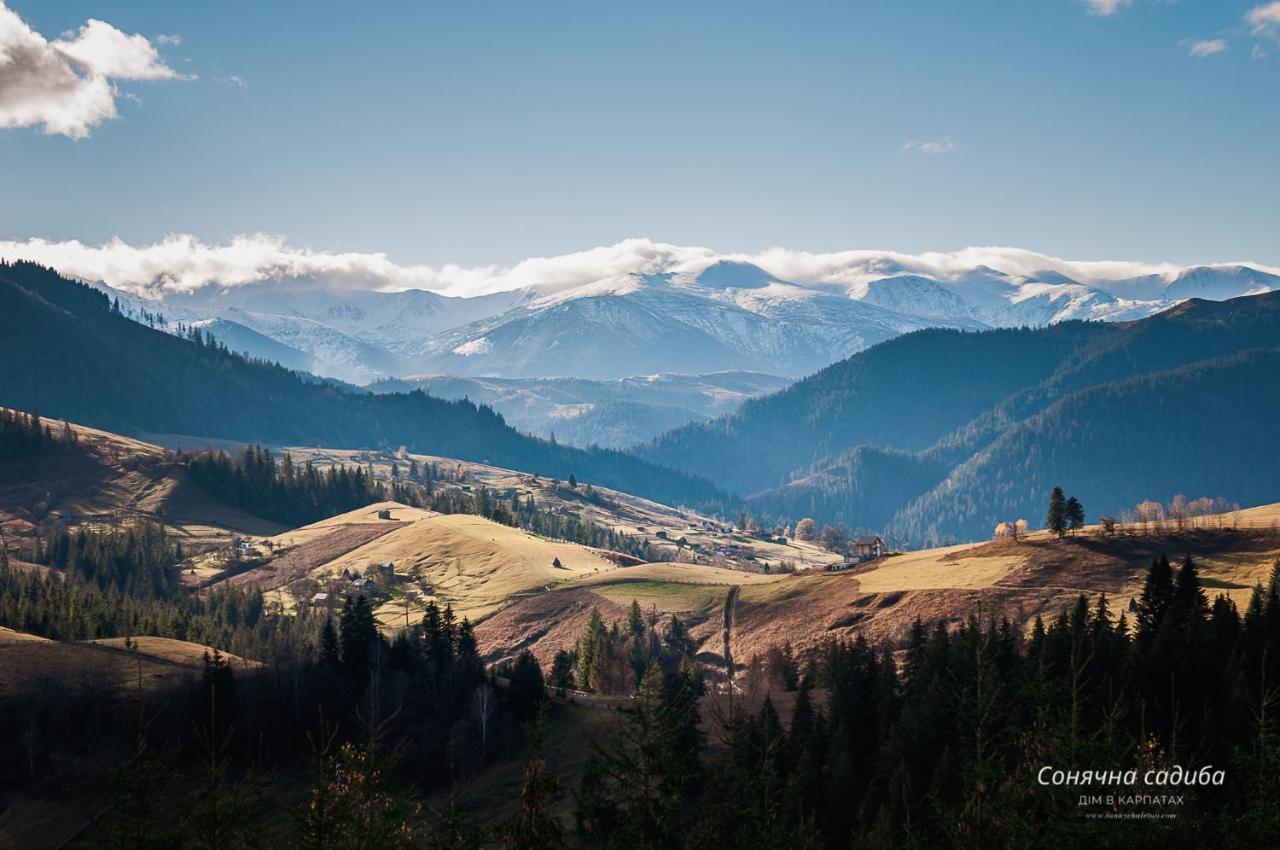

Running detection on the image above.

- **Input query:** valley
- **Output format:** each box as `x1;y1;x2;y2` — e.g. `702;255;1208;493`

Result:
7;412;1278;688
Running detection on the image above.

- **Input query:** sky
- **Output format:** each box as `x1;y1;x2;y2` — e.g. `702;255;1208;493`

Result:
1;0;1278;286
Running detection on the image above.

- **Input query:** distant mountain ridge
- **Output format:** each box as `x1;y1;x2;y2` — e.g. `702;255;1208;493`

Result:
0;262;725;510
365;371;790;449
88;249;1279;382
633;291;1280;545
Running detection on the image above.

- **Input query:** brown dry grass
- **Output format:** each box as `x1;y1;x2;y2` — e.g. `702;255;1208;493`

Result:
222;522;405;591
0;634;229;695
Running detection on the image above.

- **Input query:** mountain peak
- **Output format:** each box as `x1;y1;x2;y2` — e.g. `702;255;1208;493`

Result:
693;260;779;289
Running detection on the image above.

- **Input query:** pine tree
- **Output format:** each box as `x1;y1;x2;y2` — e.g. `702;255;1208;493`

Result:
1045;486;1068;537
625;600;646;639
1136;556;1176;647
576;608;607;692
319;616;340;668
550;650;575;693
1065;496;1085;534
496;713;565;850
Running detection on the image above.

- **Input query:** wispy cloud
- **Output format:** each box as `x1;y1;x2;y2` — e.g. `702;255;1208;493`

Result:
1246;1;1280;36
0;2;186;138
1185;38;1228;58
901;137;955;155
154;33;183;46
1084;0;1132;16
1252;42;1269;59
3;234;1277;300
216;75;248;89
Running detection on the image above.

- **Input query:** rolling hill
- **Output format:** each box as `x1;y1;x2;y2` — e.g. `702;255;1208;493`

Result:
475;507;1280;673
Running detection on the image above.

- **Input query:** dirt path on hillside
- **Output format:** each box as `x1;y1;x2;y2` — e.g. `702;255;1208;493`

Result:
723;585;740;680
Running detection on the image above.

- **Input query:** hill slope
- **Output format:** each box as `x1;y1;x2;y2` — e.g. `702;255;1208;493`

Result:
636;291;1280;543
0;262;724;510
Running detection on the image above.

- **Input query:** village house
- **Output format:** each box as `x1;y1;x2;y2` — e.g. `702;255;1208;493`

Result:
852;535;886;559
375;561;395;579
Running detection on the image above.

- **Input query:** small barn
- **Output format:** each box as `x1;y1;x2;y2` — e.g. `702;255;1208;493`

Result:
377;508;393;520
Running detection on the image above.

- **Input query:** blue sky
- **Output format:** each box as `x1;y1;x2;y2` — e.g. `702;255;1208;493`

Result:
1;0;1278;268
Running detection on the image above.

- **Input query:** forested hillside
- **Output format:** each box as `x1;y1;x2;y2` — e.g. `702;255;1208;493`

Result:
639;291;1280;544
893;348;1280;544
636;322;1113;495
0;262;724;510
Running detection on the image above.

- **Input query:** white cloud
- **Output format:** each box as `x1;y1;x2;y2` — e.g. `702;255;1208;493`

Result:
1252;42;1269;58
1246;1;1280;36
155;34;183;46
3;234;1278;301
901;137;955;155
217;75;248;89
0;2;184;139
1186;38;1228;58
1085;0;1132;16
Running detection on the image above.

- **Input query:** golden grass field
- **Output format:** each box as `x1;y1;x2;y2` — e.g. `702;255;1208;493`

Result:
279;446;845;571
213;501;626;624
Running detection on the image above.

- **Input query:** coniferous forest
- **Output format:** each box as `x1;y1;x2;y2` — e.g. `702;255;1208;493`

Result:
2;545;1279;847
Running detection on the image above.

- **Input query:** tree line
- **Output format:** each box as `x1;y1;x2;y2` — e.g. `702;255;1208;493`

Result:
0;407;71;461
186;445;388;528
187;444;656;561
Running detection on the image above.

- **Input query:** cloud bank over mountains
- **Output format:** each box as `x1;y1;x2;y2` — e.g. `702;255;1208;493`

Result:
4;233;1278;302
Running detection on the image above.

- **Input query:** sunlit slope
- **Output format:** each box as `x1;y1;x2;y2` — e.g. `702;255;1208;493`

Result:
211;501;623;622
0;409;283;551
476;505;1280;670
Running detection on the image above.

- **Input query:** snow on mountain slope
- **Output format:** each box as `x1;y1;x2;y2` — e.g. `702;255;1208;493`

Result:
216;308;409;381
189;318;318;374
852;275;979;323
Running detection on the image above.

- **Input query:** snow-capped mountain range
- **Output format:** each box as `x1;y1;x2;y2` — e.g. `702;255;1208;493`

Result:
91;244;1279;383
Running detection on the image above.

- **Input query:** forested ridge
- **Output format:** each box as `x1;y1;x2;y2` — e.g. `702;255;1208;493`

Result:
636;290;1280;544
890;349;1280;544
0;261;725;512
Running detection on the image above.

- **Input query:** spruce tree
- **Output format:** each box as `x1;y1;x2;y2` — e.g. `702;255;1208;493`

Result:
1065;496;1084;534
1045;486;1068;537
496;714;565;850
